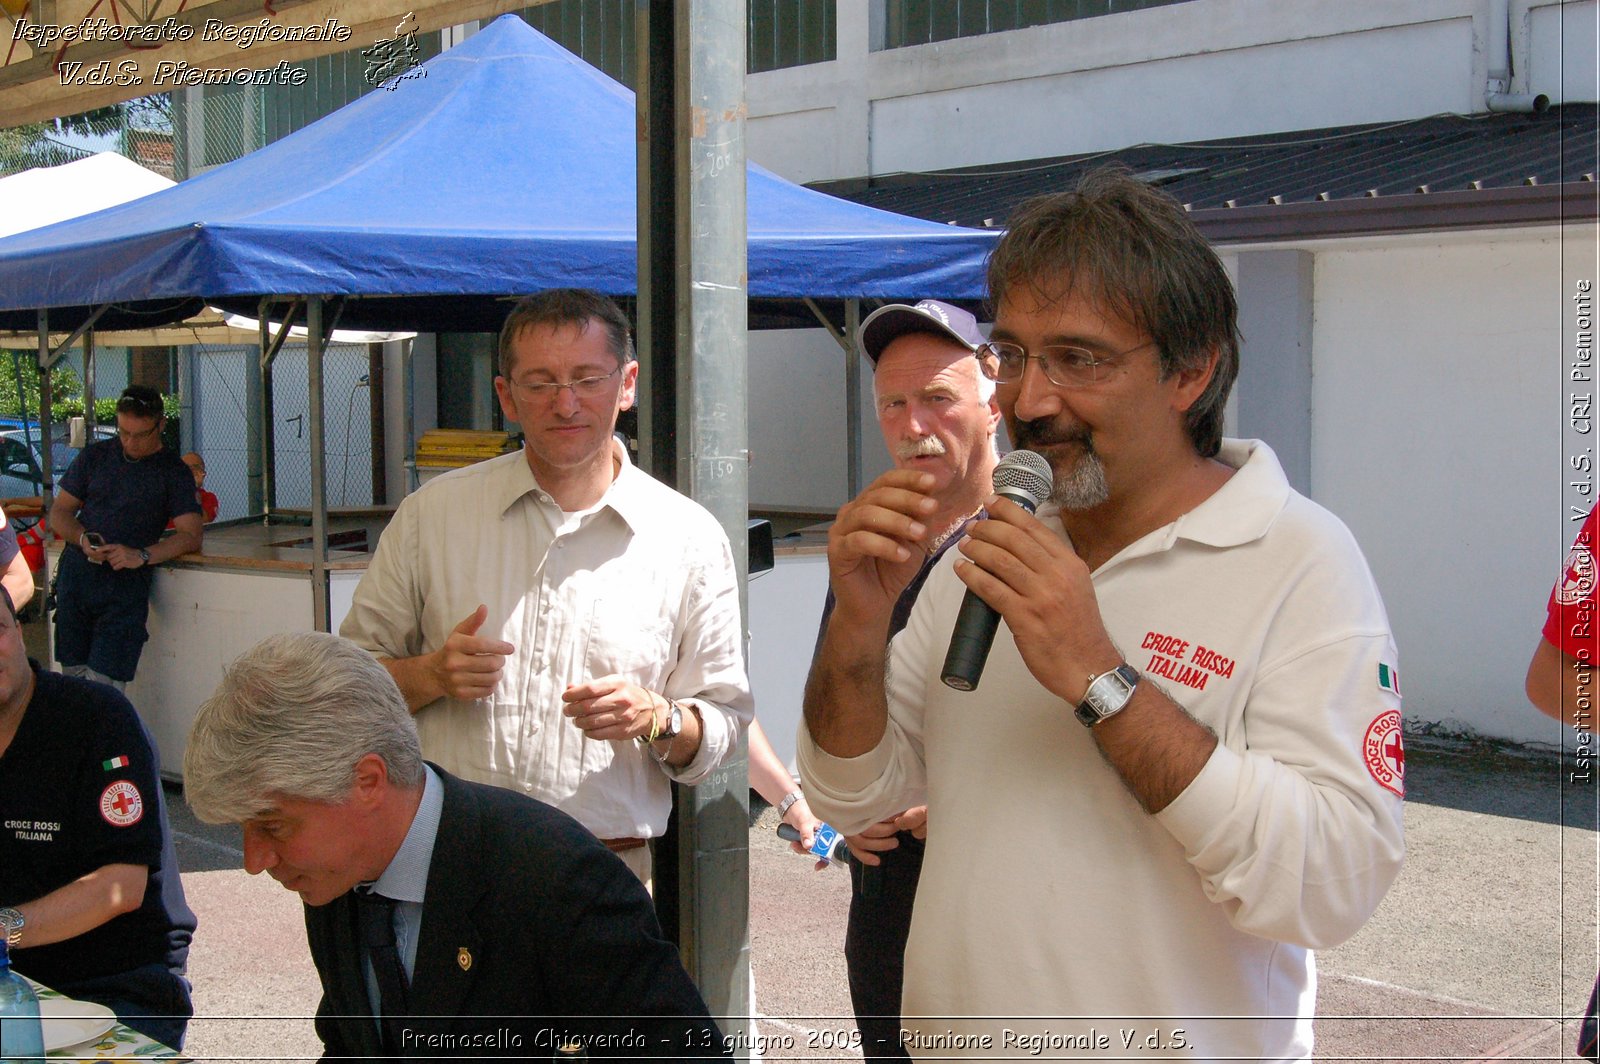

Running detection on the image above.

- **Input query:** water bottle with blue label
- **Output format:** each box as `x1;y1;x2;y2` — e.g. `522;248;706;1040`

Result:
776;821;847;864
0;939;44;1062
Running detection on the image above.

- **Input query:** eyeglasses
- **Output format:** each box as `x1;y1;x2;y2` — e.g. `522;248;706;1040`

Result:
507;366;622;402
977;339;1157;388
117;424;161;442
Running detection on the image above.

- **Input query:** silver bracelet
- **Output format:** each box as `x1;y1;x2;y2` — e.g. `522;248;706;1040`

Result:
775;790;803;820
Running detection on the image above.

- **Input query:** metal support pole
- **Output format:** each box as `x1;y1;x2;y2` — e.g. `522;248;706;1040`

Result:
35;310;54;665
368;343;386;506
644;0;752;1037
307;297;330;633
259;300;287;516
844;299;864;498
246;308;265;516
636;0;677;482
35;311;50;521
83;329;95;433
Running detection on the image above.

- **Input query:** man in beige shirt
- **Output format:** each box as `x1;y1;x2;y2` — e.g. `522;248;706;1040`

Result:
341;289;752;884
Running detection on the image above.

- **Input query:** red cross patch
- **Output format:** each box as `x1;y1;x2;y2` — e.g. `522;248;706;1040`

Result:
99;780;144;827
1363;709;1405;798
1559;539;1596;605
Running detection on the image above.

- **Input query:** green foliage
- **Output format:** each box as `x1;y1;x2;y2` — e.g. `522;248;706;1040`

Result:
0;365;181;447
0;363;82;419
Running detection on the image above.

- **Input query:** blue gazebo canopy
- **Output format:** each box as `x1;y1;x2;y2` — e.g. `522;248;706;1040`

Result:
0;15;996;332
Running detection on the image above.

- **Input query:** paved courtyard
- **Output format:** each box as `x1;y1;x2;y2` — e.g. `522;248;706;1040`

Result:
161;736;1595;1061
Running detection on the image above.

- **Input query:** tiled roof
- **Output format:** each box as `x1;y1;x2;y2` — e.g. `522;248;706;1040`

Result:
813;106;1599;241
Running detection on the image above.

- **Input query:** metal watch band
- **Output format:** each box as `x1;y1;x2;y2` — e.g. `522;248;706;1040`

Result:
776;790;803;820
0;906;24;948
1074;663;1141;728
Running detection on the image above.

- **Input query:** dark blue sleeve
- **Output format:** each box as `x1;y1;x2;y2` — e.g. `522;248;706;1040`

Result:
73;688;164;871
165;459;202;520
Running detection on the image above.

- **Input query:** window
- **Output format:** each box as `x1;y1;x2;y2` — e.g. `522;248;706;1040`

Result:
880;0;1194;50
519;0;835;82
749;0;836;73
520;0;637;86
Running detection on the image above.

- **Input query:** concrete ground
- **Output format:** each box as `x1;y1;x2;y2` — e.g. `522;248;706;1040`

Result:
158;736;1595;1061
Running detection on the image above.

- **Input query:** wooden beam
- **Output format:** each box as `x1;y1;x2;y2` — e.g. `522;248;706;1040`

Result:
0;0;550;125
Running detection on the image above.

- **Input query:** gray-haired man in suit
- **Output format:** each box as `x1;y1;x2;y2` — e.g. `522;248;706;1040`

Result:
184;631;726;1060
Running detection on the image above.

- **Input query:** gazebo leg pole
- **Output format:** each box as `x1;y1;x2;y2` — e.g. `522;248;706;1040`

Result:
83;329;95;435
307;296;330;633
845;298;862;499
37;309;53;666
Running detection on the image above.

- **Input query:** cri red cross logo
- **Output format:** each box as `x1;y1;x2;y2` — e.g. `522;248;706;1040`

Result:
1558;539;1596;605
99;781;144;827
1363;709;1405;798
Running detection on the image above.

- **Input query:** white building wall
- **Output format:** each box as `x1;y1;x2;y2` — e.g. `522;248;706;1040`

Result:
1307;223;1595;744
748;325;893;512
748;0;1596;183
1529;0;1600;103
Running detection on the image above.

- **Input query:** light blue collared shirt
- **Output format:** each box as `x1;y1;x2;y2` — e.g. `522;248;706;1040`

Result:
359;764;443;1018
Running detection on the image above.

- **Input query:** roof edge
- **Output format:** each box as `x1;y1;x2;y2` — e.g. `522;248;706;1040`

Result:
1193;182;1598;243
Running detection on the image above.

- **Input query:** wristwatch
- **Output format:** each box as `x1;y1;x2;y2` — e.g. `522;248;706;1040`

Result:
775;790;803;820
139;549;151;565
657;699;683;742
1074;663;1141;728
0;906;24;949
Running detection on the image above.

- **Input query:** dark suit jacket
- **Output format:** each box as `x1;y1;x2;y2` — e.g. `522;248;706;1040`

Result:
304;766;728;1060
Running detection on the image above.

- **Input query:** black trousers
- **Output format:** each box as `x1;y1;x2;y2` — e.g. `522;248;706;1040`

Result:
844;831;924;1061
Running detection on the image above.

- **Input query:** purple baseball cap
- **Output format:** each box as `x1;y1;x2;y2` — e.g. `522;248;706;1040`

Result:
858;299;984;364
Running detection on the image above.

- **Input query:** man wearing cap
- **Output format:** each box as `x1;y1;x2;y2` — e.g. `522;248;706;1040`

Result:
799;171;1403;1058
815;299;999;1059
49;386;203;689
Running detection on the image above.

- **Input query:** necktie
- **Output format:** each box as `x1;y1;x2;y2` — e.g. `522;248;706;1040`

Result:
356;889;410;1055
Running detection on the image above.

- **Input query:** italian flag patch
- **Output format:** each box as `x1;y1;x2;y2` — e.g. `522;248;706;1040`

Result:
1377;664;1400;695
102;755;129;771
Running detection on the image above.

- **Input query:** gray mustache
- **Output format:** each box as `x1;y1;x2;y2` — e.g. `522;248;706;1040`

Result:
896;437;948;460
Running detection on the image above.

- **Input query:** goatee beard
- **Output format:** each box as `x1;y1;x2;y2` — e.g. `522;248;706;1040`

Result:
1051;450;1109;510
1012;419;1109;510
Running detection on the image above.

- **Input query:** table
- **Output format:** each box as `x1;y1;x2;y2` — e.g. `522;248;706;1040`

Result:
26;978;183;1061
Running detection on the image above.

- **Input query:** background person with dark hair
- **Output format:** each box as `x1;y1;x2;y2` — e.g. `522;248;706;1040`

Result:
0;584;195;1049
799;169;1405;1059
49;385;203;689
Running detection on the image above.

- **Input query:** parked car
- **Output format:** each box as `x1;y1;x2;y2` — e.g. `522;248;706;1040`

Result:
0;423;116;502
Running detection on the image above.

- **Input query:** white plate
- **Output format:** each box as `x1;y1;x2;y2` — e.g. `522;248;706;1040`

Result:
37;997;117;1052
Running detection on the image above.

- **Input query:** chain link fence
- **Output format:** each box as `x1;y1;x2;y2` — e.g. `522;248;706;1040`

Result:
0;103;174;180
188;342;376;520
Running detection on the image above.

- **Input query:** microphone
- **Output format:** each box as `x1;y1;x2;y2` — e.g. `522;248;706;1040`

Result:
940;450;1054;692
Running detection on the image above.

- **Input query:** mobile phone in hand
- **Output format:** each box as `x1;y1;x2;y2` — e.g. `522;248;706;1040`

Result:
776;821;845;863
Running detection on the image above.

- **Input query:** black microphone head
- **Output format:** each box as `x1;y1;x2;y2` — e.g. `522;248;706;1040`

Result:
992;449;1053;510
